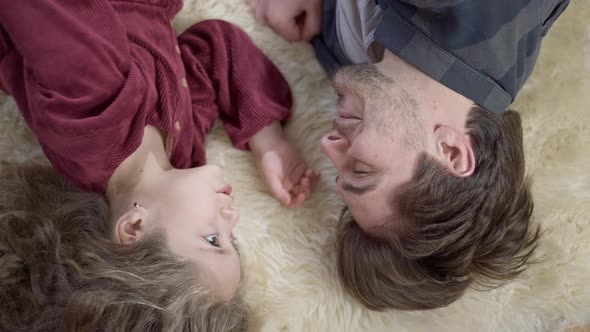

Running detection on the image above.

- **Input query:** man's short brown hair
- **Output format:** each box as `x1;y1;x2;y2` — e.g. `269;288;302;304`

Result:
337;107;541;310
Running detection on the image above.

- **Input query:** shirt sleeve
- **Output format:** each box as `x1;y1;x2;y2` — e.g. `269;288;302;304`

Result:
399;0;464;8
179;20;292;150
0;0;148;192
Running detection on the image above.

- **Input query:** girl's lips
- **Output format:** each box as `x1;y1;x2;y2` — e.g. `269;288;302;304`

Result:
218;184;233;196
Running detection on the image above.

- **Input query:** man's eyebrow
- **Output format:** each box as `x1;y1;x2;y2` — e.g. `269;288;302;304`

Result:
341;180;377;195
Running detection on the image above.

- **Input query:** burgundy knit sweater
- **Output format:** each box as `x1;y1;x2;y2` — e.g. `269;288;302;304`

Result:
0;0;292;192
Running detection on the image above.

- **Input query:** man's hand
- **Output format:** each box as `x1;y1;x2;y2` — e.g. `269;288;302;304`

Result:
246;0;323;42
250;122;321;208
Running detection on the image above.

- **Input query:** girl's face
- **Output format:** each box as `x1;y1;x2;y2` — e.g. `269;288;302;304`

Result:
151;165;241;300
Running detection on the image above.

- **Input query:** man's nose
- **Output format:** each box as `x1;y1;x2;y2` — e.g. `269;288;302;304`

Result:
320;130;349;166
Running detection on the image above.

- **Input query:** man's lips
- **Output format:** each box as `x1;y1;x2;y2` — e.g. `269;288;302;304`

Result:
334;115;360;134
337;109;360;119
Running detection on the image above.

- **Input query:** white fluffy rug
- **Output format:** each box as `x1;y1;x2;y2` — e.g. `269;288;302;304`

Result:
1;1;589;331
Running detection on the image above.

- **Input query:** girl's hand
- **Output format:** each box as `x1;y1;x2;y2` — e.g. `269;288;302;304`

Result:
250;122;321;208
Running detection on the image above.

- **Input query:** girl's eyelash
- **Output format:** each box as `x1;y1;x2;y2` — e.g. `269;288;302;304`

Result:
205;234;220;247
205;234;240;254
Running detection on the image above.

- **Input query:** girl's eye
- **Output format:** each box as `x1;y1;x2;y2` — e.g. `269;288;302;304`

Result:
205;234;220;247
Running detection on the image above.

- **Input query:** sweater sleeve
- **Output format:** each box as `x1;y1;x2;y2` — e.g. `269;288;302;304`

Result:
0;0;129;107
179;20;292;150
0;0;148;192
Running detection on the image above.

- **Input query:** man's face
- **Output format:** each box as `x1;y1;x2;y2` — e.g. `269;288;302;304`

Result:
320;62;425;235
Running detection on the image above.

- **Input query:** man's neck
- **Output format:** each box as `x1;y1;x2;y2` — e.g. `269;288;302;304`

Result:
106;126;172;217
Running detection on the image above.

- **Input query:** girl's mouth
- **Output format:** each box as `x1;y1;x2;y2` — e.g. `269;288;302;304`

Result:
217;184;233;196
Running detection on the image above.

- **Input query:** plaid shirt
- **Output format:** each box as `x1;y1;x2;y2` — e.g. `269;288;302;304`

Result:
314;0;570;113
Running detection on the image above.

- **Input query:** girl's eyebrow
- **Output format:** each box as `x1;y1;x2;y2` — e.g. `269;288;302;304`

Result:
231;240;240;256
217;241;240;256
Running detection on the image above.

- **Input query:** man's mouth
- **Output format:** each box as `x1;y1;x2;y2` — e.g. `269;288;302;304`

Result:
337;109;359;119
334;116;360;135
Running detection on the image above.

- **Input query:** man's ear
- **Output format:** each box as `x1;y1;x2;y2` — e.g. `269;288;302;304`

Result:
433;125;475;177
114;206;149;245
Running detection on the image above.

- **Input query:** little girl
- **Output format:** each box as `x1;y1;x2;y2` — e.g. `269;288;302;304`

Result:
0;164;247;331
0;0;319;328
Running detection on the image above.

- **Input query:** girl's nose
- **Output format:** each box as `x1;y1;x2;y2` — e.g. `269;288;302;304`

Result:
221;208;240;228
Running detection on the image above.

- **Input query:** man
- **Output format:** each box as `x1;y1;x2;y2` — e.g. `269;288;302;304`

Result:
247;0;569;310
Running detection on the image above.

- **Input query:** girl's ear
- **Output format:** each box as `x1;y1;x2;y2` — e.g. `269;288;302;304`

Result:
114;206;149;244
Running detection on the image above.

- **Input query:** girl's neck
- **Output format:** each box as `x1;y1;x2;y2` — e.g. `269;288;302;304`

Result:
106;126;172;214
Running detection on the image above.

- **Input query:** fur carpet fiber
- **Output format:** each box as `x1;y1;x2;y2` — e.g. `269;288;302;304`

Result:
1;0;589;331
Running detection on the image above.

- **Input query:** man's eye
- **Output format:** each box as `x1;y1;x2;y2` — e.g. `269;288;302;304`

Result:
352;162;371;175
205;234;220;247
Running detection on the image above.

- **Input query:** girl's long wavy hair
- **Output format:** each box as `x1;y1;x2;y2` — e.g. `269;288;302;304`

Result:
0;163;247;331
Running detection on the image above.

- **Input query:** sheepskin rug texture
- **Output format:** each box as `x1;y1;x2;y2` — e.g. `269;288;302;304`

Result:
1;1;589;331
